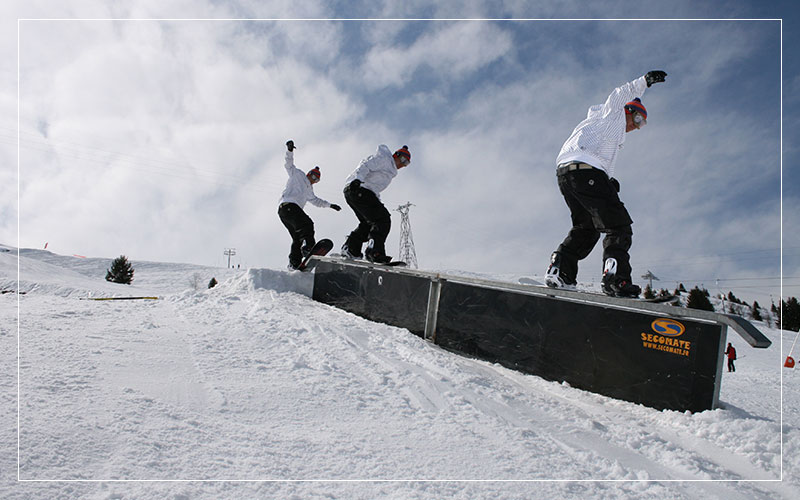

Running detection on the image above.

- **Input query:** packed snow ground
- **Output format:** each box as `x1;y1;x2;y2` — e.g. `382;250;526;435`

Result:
0;244;798;499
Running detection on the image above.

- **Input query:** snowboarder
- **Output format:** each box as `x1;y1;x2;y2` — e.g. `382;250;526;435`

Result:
278;140;341;270
725;342;737;372
341;144;411;263
545;70;668;298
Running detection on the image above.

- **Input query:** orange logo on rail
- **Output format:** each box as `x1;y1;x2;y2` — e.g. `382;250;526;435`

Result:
651;318;685;337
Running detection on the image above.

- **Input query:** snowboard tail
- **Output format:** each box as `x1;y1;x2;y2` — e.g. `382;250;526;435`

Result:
374;261;407;267
297;239;334;271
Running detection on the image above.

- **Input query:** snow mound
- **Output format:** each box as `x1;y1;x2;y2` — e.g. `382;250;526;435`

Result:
216;267;314;297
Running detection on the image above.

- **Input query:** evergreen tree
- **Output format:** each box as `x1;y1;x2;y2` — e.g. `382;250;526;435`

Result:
678;283;687;293
752;301;762;321
208;277;218;289
782;297;800;332
686;286;714;311
773;301;781;328
727;291;743;304
643;284;655;299
105;255;134;285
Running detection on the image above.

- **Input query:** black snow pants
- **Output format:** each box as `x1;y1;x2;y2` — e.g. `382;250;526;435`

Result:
554;166;634;284
343;182;391;256
278;202;315;268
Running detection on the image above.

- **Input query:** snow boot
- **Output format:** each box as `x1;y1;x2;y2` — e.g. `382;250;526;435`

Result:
365;249;392;264
364;239;391;264
601;258;641;298
544;252;577;290
341;243;362;260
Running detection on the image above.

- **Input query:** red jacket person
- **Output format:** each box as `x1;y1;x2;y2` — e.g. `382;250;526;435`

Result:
725;343;737;372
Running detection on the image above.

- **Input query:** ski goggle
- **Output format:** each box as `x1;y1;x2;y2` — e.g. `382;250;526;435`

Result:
631;111;647;128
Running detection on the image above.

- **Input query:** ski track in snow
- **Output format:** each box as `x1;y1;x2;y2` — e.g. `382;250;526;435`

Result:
0;245;798;499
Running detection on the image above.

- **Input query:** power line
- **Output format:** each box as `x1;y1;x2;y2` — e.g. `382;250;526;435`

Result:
633;247;799;269
667;276;800;282
4;127;283;194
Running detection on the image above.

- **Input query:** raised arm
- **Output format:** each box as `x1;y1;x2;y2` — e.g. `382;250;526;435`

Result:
284;140;297;175
602;76;647;115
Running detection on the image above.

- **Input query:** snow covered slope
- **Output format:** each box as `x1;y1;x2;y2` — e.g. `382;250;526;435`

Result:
1;245;797;499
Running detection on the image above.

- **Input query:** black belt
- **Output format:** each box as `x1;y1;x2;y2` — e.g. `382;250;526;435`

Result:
556;162;597;176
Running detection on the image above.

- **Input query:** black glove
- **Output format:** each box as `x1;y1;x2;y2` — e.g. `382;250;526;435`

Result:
645;70;667;87
330;204;341;211
286;140;295;152
349;179;362;190
610;177;620;193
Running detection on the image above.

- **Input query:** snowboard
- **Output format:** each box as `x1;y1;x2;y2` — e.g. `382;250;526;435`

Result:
369;260;407;267
328;253;406;267
518;277;678;304
297;239;334;271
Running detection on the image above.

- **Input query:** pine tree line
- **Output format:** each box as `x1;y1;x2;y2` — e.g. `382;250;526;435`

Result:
656;281;799;331
773;297;800;332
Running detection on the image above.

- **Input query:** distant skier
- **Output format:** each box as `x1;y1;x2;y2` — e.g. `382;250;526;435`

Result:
545;70;668;297
278;140;341;270
341;144;411;263
725;342;737;372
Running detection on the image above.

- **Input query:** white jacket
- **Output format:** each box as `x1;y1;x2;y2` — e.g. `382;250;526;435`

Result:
279;151;332;209
556;75;648;178
344;144;398;199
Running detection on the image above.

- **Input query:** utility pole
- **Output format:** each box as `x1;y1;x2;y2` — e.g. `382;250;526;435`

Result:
641;270;659;290
395;202;418;269
223;248;236;268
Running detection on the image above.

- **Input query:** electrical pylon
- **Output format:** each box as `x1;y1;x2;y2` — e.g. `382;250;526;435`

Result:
395;202;418;269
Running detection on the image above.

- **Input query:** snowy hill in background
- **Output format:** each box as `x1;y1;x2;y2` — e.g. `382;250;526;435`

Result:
1;245;798;499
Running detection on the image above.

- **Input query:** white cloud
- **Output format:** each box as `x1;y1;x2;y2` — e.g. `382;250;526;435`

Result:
13;18;370;264
360;21;514;90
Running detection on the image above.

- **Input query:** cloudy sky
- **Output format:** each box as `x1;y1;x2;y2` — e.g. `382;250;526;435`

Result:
1;1;797;305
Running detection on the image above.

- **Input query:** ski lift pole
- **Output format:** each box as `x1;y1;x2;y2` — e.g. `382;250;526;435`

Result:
785;330;800;368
